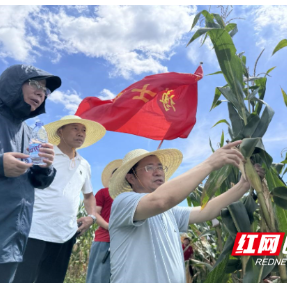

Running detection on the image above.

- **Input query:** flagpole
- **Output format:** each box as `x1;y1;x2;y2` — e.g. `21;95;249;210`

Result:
157;140;164;150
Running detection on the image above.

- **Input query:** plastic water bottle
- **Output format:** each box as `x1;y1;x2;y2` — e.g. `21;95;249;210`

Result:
28;122;48;165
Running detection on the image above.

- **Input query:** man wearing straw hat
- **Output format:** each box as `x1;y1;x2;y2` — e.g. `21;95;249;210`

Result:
13;115;106;283
108;140;265;283
86;159;122;283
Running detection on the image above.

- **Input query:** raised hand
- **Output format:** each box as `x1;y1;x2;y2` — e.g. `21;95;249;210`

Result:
204;140;244;171
3;152;33;177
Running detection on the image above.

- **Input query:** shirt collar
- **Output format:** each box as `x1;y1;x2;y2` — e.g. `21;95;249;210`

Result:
54;145;82;160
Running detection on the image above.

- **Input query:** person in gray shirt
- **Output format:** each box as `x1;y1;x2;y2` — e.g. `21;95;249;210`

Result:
108;141;265;283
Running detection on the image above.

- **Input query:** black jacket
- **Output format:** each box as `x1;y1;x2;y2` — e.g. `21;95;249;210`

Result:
0;64;61;263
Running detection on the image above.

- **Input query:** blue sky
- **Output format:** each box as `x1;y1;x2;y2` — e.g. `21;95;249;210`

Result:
1;5;286;206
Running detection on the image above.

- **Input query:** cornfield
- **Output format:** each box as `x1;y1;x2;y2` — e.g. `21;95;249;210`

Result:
186;6;287;283
64;201;96;283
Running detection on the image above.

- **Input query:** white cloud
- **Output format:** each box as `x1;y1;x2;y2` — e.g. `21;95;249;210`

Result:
0;5;197;78
98;89;116;100
0;6;41;62
186;36;218;68
48;90;82;114
66;5;89;13
248;6;287;50
48;5;196;78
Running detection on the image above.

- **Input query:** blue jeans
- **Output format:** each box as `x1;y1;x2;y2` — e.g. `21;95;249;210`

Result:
86;241;110;283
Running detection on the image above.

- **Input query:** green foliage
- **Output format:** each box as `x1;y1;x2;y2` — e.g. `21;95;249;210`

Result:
187;8;287;283
272;39;287;56
205;254;230;283
64;201;95;283
281;87;287;107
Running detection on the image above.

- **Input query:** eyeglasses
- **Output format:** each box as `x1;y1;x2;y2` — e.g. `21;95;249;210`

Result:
28;80;51;97
136;165;168;173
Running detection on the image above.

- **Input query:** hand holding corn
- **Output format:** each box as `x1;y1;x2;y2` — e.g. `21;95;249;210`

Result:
204;140;244;171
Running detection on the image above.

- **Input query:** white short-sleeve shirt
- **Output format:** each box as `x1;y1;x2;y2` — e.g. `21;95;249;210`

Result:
29;146;93;243
109;192;192;283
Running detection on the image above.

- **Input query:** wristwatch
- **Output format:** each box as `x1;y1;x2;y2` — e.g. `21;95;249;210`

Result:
87;214;97;224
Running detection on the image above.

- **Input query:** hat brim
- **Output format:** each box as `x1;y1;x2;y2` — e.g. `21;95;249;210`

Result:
32;75;61;93
101;159;123;188
44;118;106;149
109;149;182;199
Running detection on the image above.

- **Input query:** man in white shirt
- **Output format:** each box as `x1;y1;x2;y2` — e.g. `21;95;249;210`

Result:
108;142;265;283
13;115;106;283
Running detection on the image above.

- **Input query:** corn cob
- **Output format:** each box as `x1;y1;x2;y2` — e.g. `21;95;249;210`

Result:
244;158;263;193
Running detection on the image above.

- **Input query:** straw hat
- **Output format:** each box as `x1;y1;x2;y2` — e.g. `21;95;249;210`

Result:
44;115;106;149
109;148;183;199
181;233;191;242
101;159;123;188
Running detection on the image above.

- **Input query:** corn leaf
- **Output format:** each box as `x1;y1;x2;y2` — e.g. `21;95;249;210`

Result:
272;39;287;56
273;163;284;174
243;257;269;283
218;86;246;119
254;78;267;115
242;195;258;225
212;119;231;128
210;87;222;111
228;102;244;138
220;130;224;147
265;66;276;76
275;205;287;233
205;254;230;283
225;23;236;34
201;165;233;208
206;71;223;76
272;186;287;209
241;113;260;138
190;259;213;272
187;27;219;47
212;13;225;28
209;137;215;153
265;166;286;191
240;137;261;158
227;201;251;233
252;99;275;138
281;87;287;107
190;10;215;30
229;24;238;38
214;236;234;267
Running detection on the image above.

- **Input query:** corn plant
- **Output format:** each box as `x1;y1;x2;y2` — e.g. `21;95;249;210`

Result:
64;201;96;283
187;10;287;283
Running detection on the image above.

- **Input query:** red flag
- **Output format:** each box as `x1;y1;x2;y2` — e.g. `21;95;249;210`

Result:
75;66;203;140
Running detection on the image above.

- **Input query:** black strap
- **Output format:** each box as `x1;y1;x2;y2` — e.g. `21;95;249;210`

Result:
21;128;25;154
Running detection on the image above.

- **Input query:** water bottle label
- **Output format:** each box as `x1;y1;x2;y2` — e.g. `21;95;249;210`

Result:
29;143;42;157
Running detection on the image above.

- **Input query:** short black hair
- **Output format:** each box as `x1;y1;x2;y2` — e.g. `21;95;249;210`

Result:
126;162;139;188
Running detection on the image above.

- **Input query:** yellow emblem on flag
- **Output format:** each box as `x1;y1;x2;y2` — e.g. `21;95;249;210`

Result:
160;90;176;112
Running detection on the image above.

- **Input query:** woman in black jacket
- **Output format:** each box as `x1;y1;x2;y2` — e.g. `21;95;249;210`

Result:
0;64;61;282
